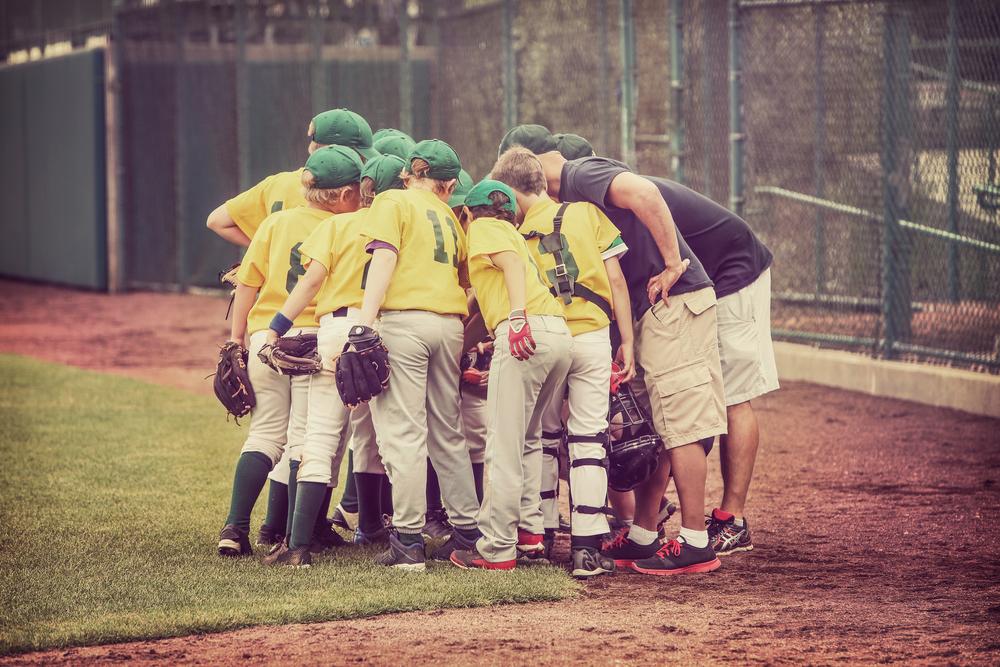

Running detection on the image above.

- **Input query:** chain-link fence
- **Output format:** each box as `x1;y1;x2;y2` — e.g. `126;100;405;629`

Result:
3;0;998;373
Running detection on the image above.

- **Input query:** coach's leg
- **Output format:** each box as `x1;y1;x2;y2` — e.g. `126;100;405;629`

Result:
719;401;758;519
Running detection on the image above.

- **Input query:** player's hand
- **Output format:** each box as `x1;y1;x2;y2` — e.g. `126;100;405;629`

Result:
507;309;536;361
230;334;247;349
462;367;489;385
614;343;636;385
265;329;279;345
646;259;690;306
477;340;494;355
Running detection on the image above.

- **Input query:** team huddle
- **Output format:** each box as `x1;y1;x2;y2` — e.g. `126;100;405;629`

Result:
207;108;777;578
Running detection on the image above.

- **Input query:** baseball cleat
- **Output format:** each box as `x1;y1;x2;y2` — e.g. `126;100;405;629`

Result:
422;508;453;540
218;524;252;558
707;509;754;556
630;539;721;576
571;547;616;579
543;529;556;562
353;526;390;545
376;532;426;572
309;520;347;553
430;528;477;561
331;504;359;532
600;529;658;568
257;523;284;547
262;542;312;568
450;548;516;571
516;528;545;554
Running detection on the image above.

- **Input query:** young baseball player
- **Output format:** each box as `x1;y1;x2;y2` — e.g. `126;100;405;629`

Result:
491;147;635;578
259;153;402;567
208;107;381;548
356;140;483;572
217;145;364;559
448;179;572;571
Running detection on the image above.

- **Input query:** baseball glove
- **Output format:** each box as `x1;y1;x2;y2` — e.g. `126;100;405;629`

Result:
335;325;391;407
257;333;323;376
214;341;256;420
218;262;241;289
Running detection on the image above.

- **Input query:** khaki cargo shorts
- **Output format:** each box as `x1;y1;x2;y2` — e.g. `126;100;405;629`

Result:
631;286;728;449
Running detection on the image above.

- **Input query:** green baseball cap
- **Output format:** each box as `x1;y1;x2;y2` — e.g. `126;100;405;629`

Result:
448;169;475;208
554;132;595;160
373;133;417;160
361;154;406;195
408;139;462;180
372;127;413;144
304;145;364;189
498;124;557;158
465;179;517;216
309;109;380;160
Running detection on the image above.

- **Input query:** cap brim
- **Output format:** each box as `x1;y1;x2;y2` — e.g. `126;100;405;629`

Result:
357;146;381;161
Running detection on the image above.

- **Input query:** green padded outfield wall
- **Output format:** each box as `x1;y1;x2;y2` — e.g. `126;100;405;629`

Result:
0;50;107;289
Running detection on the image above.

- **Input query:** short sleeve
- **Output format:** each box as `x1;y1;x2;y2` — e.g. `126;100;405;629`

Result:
592;205;623;253
236;219;272;287
469;220;517;261
224;175;271;239
299;218;334;271
562;157;630;210
364;191;405;250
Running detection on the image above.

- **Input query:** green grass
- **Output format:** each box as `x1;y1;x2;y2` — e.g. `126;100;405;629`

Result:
0;355;579;655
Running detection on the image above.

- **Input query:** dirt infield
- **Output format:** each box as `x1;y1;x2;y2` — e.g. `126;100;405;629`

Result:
2;279;999;665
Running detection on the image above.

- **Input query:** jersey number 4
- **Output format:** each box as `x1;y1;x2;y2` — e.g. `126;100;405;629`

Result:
428;210;460;267
286;242;306;293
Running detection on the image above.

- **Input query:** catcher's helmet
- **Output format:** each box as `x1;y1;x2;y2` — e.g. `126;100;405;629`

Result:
607;384;662;491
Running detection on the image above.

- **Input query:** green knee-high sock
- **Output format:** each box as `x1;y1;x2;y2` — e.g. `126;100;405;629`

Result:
340;451;359;513
472;462;485;505
314;486;333;532
380;475;394;517
225;452;272;533
356;472;384;534
290;482;329;549
426;460;443;512
262;480;288;534
285;460;300;540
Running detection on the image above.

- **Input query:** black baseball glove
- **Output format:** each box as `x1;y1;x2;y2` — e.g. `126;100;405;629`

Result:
335;325;391;407
257;333;323;376
214;341;256;420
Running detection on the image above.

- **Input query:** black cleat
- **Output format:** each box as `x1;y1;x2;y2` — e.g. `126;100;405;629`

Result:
262;541;312;568
631;539;721;576
257;523;284;547
376;532;426;572
571;547;615;579
218;524;252;558
431;529;478;562
707;510;754;555
600;529;658;568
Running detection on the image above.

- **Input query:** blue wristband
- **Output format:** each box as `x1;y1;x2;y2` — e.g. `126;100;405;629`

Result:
269;312;293;337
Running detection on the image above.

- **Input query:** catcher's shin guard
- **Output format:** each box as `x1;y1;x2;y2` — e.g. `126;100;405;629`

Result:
567;433;610;538
540;428;563;531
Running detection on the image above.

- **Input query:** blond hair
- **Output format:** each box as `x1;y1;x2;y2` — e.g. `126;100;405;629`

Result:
301;170;356;208
401;158;456;197
360;176;377;207
491;147;547;196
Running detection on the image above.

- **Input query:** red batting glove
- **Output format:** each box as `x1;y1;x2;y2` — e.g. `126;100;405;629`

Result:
610;361;624;394
507;309;536;361
462;367;487;385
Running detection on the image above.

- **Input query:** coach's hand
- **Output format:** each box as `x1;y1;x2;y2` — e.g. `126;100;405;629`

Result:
647;258;690;306
507;309;536;361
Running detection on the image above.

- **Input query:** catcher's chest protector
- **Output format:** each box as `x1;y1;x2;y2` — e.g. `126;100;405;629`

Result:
607;384;663;491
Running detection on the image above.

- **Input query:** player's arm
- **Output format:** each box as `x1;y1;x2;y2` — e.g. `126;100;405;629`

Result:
491;250;535;361
207;203;252;247
267;260;328;344
230;281;257;348
606;172;689;305
605;254;636;383
359;248;398;327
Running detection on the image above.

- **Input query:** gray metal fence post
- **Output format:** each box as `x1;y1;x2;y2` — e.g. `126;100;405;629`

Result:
597;0;612;155
236;0;250;192
814;4;827;296
310;0;326;114
881;4;914;358
399;2;413;136
173;0;188;289
619;0;636;167
728;0;744;217
945;0;961;302
502;0;517;130
670;0;685;184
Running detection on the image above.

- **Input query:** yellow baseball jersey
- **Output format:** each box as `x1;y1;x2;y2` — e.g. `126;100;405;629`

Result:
520;198;625;336
299;209;370;317
224;169;306;239
236;206;327;334
363;188;468;316
467;216;565;332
